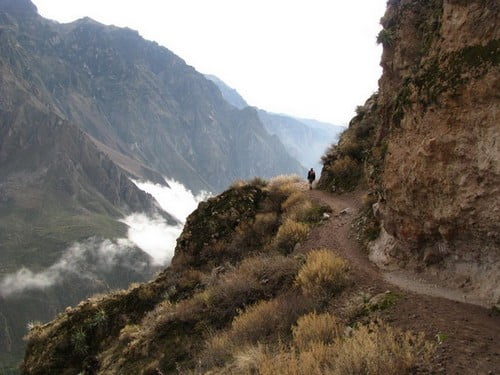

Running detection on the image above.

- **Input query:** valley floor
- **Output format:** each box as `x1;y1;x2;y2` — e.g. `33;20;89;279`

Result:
302;186;500;374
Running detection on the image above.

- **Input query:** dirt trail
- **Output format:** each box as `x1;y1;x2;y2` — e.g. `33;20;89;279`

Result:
307;188;488;306
299;186;500;374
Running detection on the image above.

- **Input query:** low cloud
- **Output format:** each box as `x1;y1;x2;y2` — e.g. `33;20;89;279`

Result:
121;178;209;265
0;238;147;298
0;178;209;297
120;213;182;266
0;180;208;297
133;178;209;223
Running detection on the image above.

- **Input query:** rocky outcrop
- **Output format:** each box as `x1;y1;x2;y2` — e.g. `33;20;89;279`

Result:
320;0;499;303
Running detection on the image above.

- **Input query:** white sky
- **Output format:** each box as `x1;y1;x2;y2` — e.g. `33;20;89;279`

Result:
32;0;387;125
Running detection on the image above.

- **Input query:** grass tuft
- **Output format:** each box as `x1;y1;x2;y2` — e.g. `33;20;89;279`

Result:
272;219;310;254
296;249;348;300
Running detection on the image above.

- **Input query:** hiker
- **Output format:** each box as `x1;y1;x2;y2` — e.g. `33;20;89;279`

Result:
307;168;316;190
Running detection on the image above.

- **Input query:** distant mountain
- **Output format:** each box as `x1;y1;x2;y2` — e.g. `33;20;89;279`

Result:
258;111;344;171
205;75;345;171
204;74;248;109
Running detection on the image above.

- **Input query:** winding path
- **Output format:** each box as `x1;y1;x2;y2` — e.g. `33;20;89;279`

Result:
306;188;488;307
296;185;500;374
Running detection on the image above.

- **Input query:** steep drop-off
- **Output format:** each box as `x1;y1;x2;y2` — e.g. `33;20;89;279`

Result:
320;0;499;303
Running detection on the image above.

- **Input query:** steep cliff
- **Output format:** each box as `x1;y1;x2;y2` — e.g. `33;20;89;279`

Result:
0;0;303;193
320;0;499;303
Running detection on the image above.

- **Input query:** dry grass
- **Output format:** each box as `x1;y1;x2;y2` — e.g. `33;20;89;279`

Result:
202;332;234;368
255;321;433;375
281;191;308;211
292;312;342;350
266;174;301;195
233;212;280;249
272;219;310;254
230;294;312;345
231;344;267;374
333;321;434;374
200;294;313;371
295;249;348;300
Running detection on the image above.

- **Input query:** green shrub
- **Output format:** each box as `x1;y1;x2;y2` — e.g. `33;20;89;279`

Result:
71;328;88;355
377;28;394;47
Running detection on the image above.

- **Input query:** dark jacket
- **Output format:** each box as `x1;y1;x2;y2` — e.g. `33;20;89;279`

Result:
307;170;315;181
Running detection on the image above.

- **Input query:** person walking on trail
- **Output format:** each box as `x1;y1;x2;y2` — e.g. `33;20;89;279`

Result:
307;168;316;190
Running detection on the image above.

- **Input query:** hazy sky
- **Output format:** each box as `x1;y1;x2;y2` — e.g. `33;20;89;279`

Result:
32;0;387;125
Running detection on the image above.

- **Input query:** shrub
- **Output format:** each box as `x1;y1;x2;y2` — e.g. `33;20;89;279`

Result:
338;135;364;161
256;321;433;375
329;156;362;191
281;191;308;211
206;255;301;325
272;219;310;254
201;332;234;368
234;212;280;249
292;312;342;350
257;343;334;375
71;328;89;355
333;322;434;374
231;344;267;374
377;28;394;47
266;174;301;194
296;249;348;300
200;294;312;370
26;320;42;332
91;309;108;328
118;324;141;344
229;294;312;346
229;179;247;189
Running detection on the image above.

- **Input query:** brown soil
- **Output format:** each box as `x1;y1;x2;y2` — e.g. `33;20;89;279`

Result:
298;185;500;374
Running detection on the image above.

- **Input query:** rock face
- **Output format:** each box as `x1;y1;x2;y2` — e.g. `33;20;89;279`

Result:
0;2;303;193
320;0;499;303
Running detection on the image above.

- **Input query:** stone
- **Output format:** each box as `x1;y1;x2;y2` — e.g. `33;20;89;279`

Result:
339;208;350;215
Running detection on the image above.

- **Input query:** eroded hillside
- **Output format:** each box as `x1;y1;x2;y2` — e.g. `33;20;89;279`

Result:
319;0;499;304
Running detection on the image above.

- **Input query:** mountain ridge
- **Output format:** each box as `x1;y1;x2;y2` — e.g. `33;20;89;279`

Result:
205;74;344;171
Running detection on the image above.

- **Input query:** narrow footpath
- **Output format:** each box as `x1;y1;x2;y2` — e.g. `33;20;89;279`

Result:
297;186;500;374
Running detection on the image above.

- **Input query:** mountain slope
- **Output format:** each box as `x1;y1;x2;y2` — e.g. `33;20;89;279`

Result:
204;75;344;171
204;74;249;110
0;75;165;370
258;110;343;171
0;0;310;367
0;2;303;193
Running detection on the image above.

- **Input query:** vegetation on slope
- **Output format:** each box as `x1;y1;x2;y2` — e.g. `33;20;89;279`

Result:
22;176;433;374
